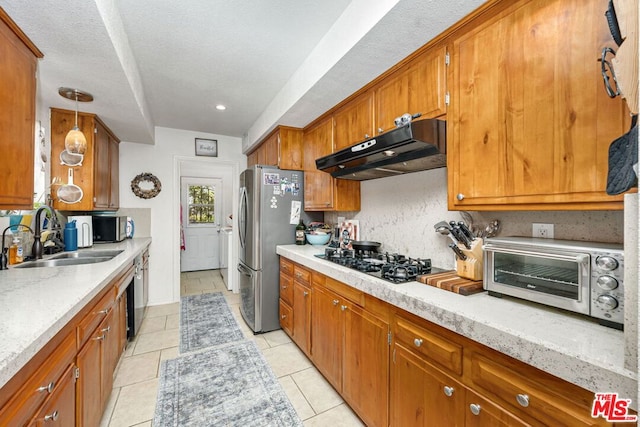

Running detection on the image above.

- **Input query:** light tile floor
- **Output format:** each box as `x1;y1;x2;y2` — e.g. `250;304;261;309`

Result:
100;269;364;427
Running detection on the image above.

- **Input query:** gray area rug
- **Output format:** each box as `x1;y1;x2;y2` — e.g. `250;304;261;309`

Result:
180;292;245;353
153;340;303;427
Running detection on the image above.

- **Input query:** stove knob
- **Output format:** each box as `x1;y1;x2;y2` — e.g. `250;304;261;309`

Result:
596;256;618;271
596;275;618;290
596;294;619;310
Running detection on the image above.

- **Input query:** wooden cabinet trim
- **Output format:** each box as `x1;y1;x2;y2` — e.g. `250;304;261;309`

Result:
0;8;43;57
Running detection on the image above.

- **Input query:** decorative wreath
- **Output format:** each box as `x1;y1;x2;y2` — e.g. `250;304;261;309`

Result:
131;172;162;199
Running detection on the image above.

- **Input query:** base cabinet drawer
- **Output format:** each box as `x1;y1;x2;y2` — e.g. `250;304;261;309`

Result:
28;365;76;427
279;299;293;336
467;349;611;426
0;331;76;426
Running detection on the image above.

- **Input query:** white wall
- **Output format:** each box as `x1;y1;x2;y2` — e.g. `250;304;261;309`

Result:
119;127;246;305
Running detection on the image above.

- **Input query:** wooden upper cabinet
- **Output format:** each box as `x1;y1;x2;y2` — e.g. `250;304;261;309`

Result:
50;109;120;211
376;45;448;134
302;117;361;211
247;126;303;170
0;9;43;210
333;91;375;151
448;0;630;210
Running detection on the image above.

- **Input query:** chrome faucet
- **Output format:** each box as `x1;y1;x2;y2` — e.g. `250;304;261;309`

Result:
32;206;63;259
1;224;34;270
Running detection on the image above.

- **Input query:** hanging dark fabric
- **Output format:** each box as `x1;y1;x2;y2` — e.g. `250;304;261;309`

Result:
606;114;638;195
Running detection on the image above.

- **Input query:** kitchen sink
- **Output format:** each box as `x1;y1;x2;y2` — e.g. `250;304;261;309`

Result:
15;250;123;268
50;250;123;259
15;257;116;268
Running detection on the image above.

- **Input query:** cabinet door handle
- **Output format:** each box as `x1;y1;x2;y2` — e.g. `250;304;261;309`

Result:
413;338;423;347
93;334;106;341
101;326;111;333
295;272;302;278
97;309;109;314
340;305;347;311
332;299;339;306
516;393;529;407
303;291;309;297
443;386;454;397
37;381;55;394
378;127;384;134
364;133;370;138
44;410;59;422
281;314;287;319
282;285;288;289
456;193;465;201
469;404;481;416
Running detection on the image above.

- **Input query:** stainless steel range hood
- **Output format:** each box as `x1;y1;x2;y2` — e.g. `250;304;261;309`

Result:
315;118;446;181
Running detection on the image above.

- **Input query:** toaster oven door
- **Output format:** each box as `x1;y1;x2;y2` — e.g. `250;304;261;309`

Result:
485;247;591;315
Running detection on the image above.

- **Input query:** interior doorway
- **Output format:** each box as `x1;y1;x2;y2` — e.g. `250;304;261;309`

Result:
180;177;223;272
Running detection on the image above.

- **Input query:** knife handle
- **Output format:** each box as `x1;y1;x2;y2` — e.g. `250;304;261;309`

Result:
458;221;475;240
449;243;468;261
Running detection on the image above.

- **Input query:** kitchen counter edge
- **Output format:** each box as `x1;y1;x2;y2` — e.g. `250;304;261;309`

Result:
0;238;152;389
277;244;637;403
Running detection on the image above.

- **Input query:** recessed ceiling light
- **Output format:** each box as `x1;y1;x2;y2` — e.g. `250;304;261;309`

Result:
216;104;226;111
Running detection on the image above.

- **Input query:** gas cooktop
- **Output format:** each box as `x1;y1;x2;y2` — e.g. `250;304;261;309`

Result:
316;248;447;283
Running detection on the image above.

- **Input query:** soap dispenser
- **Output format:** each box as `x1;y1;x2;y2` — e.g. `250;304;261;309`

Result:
64;220;78;251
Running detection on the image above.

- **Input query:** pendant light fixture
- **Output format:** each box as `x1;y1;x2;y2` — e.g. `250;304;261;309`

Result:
58;87;93;154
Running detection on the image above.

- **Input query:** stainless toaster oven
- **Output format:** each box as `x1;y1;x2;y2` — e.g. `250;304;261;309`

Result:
484;237;624;329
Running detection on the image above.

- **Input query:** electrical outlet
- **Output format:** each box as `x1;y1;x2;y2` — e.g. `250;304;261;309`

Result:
532;223;554;238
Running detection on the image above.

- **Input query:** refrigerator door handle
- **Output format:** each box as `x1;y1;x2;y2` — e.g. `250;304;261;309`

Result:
238;186;248;249
237;262;253;278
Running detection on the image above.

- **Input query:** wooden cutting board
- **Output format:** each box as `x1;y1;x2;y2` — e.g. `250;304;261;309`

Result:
417;271;484;296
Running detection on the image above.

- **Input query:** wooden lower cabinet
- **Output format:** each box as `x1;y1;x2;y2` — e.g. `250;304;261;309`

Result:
391;343;465;426
342;302;389;427
310;276;390;427
0;262;136;426
28;365;76;427
291;280;311;356
310;283;344;390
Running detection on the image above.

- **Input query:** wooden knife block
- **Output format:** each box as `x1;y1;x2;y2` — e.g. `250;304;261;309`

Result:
456;238;483;281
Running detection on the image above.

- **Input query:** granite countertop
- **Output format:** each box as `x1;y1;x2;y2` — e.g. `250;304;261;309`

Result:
277;244;638;404
0;238;151;389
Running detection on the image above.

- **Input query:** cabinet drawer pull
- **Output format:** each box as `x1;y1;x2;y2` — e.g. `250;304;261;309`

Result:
443;386;454;397
340;305;347;311
295;272;302;278
281;314;287;319
37;381;55;393
332;299;339;306
94;334;106;341
413;338;423;347
97;309;109;314
303;291;309;297
101;326;111;333
44;411;59;422
469;404;481;416
516;393;529;407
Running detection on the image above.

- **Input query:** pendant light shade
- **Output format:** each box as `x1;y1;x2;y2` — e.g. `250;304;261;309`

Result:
58;87;94;155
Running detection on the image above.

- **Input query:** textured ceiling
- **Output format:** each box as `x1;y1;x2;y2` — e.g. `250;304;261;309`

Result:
0;0;484;147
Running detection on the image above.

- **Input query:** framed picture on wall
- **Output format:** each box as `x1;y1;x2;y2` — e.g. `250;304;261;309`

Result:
195;138;218;157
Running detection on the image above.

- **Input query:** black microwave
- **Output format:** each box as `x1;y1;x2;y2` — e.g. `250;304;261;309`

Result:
93;216;127;242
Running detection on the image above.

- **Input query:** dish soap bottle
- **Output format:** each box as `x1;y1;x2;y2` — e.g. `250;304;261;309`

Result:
295;219;306;245
64;220;78;251
9;236;21;265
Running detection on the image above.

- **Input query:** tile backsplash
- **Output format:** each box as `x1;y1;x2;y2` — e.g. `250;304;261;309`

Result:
324;168;625;270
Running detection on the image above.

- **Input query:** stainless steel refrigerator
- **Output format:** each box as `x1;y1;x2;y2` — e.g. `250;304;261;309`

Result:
238;165;320;333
